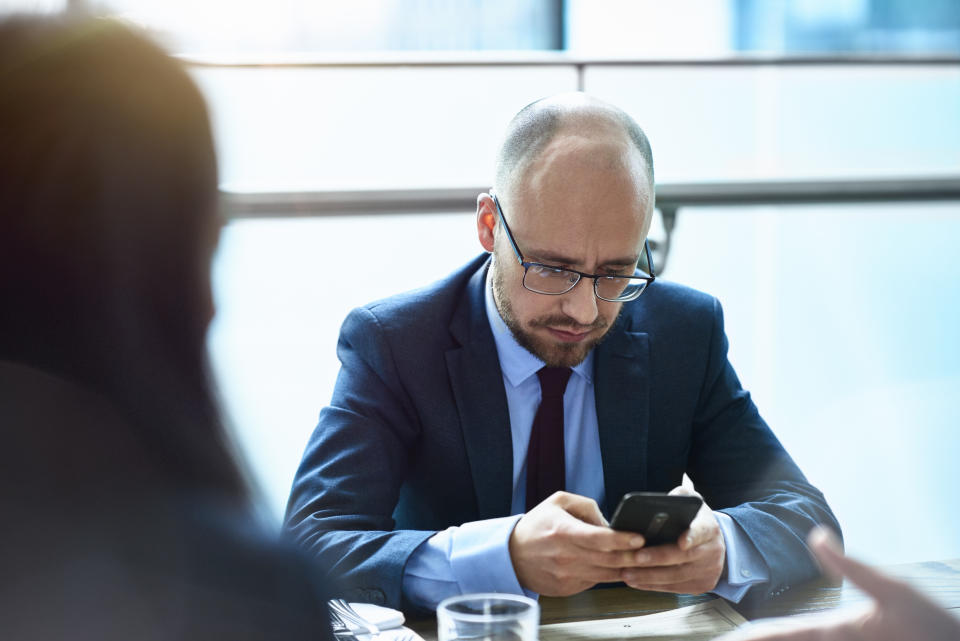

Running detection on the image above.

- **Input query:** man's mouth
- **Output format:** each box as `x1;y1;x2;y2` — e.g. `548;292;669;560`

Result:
546;327;592;343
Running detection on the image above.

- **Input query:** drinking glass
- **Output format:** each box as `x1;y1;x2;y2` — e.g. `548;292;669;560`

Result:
437;593;539;641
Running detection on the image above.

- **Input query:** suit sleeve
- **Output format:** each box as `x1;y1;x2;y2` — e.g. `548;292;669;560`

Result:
283;306;435;611
687;298;842;603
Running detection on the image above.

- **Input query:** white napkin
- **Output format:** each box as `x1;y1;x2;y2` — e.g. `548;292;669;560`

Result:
347;602;406;630
367;628;421;641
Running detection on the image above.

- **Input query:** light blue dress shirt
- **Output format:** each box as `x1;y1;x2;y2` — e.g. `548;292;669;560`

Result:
402;269;769;609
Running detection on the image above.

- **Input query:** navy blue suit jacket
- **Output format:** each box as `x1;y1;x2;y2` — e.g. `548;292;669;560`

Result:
285;254;840;611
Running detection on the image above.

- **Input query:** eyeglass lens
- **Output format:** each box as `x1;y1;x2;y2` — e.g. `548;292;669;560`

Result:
523;265;649;301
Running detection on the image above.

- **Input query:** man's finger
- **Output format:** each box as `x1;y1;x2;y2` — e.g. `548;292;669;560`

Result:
577;564;633;584
623;568;724;595
555;492;609;527
678;512;715;551
560;514;646;551
807;527;904;605
622;561;704;586
665;486;712;551
668;485;701;499
580;545;662;570
625;541;694;567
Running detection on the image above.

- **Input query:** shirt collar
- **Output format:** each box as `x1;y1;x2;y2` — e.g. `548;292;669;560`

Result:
484;263;594;389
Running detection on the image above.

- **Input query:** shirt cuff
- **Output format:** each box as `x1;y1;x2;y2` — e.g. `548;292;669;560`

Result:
403;515;535;610
710;511;770;603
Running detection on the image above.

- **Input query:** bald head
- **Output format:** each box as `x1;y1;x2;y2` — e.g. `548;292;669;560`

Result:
493;93;654;202
479;94;655;367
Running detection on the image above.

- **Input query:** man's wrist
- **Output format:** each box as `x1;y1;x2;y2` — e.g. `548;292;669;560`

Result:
710;511;770;602
403;515;534;609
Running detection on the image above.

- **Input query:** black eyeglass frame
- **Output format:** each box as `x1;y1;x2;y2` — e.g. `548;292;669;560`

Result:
490;193;656;303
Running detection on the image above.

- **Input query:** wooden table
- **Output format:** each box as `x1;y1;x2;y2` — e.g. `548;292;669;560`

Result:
408;558;960;640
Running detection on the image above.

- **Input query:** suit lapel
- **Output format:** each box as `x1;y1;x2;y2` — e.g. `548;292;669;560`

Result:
445;260;514;520
594;322;650;517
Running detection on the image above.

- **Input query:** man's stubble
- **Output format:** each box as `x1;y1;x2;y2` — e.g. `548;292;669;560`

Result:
490;259;619;369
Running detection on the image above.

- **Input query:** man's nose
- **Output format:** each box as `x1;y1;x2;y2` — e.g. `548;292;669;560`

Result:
560;277;599;327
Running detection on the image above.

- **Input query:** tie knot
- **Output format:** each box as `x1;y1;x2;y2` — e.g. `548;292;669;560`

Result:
537;367;573;399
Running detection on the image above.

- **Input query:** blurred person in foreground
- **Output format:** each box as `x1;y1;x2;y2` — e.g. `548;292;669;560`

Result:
285;92;841;612
0;15;334;640
717;527;960;641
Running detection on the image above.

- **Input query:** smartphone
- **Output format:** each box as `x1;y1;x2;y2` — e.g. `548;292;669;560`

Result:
609;492;703;546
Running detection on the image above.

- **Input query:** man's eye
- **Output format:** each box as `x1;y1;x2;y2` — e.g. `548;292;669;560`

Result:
533;264;566;275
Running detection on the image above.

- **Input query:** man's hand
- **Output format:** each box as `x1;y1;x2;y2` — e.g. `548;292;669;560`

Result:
715;527;960;641
620;486;726;595
509;491;647;596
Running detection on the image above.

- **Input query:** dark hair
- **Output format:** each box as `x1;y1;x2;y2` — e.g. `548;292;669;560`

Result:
494;93;655;197
0;15;248;500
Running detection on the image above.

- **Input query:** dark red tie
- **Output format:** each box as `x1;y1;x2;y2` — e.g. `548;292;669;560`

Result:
526;367;573;511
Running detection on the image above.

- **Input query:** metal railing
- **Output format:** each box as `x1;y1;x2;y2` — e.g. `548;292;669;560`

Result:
221;175;960;273
221;176;960;217
184;51;960;92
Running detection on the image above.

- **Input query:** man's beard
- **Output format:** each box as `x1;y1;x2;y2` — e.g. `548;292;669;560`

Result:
492;264;616;368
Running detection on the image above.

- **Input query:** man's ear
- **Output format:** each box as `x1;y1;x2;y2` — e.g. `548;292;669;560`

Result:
476;192;497;253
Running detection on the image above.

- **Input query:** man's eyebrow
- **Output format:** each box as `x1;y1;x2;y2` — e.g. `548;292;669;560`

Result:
528;249;640;268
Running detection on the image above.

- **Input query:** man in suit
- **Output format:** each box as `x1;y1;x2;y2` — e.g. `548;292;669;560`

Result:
285;93;841;613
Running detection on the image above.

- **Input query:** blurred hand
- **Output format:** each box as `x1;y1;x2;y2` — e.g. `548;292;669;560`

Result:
620;486;726;595
509;491;646;596
716;526;960;641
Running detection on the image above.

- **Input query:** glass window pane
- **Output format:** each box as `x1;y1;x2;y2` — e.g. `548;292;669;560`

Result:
209;212;480;514
80;0;563;54
192;66;578;191
664;201;960;564
0;0;65;13
584;65;960;182
566;0;960;56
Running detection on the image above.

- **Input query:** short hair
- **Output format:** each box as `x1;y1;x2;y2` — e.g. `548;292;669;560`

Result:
494;93;654;199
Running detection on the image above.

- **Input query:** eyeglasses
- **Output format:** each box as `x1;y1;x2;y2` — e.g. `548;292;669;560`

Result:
491;193;655;303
